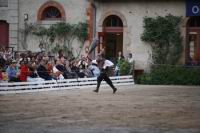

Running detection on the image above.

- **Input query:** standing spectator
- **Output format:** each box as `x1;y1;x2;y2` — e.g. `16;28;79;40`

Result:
115;51;124;76
127;53;134;63
37;43;45;52
127;53;134;75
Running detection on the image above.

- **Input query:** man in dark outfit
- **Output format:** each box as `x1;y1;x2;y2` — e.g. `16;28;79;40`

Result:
93;54;117;94
37;59;53;80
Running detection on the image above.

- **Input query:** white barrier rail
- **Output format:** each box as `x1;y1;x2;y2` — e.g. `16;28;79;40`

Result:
0;75;134;94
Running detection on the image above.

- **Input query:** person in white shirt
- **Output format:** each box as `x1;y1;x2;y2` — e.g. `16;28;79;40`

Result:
93;54;117;94
53;58;64;80
127;53;134;63
88;60;100;77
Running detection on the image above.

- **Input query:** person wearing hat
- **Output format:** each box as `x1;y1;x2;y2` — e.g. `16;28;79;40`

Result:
6;60;20;82
88;60;100;77
93;54;117;94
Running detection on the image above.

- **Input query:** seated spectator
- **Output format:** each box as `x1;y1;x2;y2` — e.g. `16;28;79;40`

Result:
0;54;6;69
65;59;78;78
27;62;44;82
77;56;88;78
70;60;82;77
55;56;71;79
1;70;8;82
53;58;64;80
88;60;100;77
6;60;20;82
19;60;31;82
37;59;53;80
0;68;2;81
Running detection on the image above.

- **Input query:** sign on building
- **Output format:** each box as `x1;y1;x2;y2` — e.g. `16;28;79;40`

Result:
186;0;200;16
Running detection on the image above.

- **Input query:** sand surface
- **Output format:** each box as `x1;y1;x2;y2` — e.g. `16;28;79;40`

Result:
0;85;200;133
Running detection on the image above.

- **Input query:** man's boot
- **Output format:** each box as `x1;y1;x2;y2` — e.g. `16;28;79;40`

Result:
93;88;99;93
113;88;117;94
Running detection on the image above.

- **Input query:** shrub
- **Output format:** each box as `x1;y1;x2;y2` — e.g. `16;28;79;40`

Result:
137;65;200;85
119;59;134;75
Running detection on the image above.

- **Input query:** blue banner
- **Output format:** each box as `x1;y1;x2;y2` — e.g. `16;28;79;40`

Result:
186;0;200;16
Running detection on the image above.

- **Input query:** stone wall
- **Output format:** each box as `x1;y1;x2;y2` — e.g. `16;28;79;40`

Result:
95;0;185;70
0;0;19;50
18;0;90;55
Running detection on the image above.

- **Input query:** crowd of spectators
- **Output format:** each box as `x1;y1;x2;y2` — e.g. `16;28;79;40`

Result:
0;48;101;83
0;47;134;83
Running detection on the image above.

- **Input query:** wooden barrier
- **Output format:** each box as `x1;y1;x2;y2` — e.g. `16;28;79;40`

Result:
0;75;134;94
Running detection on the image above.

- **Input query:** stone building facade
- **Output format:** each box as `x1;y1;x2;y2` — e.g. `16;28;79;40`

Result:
93;0;186;70
1;0;199;71
0;0;19;50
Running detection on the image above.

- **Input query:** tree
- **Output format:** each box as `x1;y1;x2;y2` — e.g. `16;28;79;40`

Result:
74;22;88;58
54;23;77;57
141;14;183;65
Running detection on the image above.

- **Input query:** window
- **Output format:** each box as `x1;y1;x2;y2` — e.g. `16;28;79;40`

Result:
188;34;197;61
41;6;62;20
37;1;65;21
187;17;200;65
188;17;200;27
104;15;123;27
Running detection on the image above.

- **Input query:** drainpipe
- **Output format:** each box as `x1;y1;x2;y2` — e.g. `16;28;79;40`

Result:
17;0;20;51
91;0;96;38
91;0;97;58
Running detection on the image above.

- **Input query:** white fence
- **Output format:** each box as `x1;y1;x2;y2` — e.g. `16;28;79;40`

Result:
0;75;134;94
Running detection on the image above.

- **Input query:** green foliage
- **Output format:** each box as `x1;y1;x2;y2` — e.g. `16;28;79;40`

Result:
30;22;88;57
141;14;183;64
52;22;77;57
32;26;47;37
51;43;61;54
74;22;88;58
75;22;88;44
137;65;200;85
118;59;133;75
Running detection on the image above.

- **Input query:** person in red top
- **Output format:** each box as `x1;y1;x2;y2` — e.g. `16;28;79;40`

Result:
19;60;30;82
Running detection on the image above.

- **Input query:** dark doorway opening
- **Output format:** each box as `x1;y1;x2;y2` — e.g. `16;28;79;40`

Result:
0;20;9;48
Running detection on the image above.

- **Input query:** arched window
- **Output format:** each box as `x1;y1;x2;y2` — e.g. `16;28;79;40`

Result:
37;1;66;21
103;15;123;27
41;6;61;20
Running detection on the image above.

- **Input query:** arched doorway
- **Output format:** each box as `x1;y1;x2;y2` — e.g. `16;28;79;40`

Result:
99;15;123;63
186;17;200;65
0;20;9;48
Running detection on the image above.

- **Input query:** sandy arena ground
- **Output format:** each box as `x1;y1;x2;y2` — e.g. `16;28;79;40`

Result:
0;85;200;133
